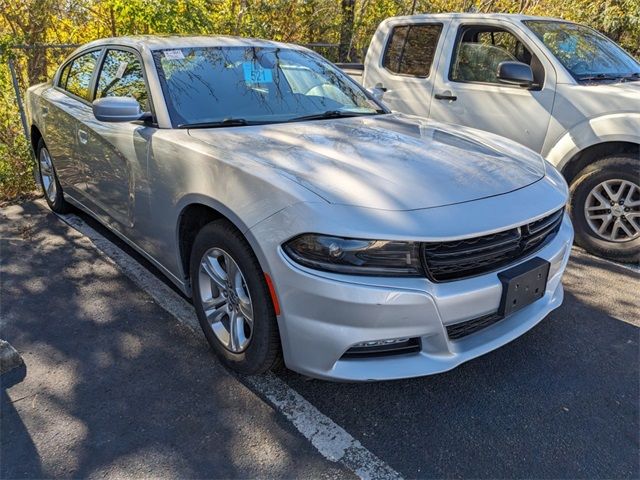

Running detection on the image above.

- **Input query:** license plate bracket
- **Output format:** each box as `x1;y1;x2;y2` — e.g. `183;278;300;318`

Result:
498;257;550;317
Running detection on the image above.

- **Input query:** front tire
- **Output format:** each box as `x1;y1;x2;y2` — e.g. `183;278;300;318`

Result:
569;155;639;263
190;220;281;374
37;139;71;214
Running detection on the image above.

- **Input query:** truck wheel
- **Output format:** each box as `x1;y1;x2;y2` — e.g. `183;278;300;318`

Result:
190;219;282;374
37;138;71;214
569;155;639;263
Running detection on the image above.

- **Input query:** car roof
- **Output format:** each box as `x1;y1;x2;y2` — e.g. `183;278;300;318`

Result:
78;35;305;53
383;12;567;23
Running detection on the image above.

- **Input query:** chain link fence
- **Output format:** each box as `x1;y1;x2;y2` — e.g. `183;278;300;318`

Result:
6;44;78;142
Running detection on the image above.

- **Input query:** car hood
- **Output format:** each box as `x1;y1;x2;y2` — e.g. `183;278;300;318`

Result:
564;80;640;112
188;113;546;211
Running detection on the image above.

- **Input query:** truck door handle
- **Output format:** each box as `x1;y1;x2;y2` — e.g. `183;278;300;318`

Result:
77;129;89;144
434;93;457;101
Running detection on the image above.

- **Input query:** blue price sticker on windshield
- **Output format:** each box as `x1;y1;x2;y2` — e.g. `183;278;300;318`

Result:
242;62;273;84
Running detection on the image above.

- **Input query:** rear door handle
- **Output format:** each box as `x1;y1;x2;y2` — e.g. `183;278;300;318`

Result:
434;93;457;101
77;129;88;144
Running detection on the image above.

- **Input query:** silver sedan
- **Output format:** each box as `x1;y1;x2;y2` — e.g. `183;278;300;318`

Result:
26;36;573;380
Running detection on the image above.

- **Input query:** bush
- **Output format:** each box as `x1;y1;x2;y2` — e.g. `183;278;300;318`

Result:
0;61;36;204
0;132;34;204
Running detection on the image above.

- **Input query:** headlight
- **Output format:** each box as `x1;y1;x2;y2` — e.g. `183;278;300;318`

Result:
282;234;423;276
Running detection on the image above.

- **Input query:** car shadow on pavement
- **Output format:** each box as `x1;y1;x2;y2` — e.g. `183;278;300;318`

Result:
279;270;639;478
1;389;44;479
0;203;348;479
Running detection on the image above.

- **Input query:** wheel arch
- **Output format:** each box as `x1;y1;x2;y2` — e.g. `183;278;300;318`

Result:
558;141;639;186
175;196;268;295
30;124;43;156
544;113;640;185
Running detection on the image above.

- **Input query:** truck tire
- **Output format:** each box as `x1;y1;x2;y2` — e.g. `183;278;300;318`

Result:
569;154;639;263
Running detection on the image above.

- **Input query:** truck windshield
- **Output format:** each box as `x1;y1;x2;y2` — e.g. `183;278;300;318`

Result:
152;46;382;128
524;20;640;82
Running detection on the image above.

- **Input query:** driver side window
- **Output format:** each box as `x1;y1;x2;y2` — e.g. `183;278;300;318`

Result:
96;49;150;111
451;27;543;85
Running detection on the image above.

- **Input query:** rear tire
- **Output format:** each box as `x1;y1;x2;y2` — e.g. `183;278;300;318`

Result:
37;138;71;214
568;154;639;263
190;220;281;374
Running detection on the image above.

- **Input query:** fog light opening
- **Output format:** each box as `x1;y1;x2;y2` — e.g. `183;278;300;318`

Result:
342;337;421;358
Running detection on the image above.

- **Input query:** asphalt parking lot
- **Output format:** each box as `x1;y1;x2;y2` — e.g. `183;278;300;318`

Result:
2;200;638;479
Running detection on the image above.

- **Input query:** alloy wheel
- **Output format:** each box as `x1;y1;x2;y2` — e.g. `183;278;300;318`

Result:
584;178;640;242
39;147;57;203
198;247;254;353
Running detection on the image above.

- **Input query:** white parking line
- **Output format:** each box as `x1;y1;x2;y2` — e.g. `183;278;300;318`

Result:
53;207;402;480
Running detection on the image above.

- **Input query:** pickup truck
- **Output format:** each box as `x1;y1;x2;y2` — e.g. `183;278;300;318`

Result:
340;13;639;262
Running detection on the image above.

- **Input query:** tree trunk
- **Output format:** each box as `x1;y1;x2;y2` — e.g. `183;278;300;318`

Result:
338;0;355;62
25;0;51;84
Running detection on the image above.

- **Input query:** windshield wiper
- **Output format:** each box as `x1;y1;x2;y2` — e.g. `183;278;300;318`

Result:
177;118;265;129
577;73;621;82
287;110;383;123
621;72;640;82
578;73;640;82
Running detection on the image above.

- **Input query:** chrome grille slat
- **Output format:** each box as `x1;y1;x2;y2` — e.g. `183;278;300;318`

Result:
422;208;564;282
426;242;521;266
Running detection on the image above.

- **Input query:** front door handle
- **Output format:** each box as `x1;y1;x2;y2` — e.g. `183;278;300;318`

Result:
77;129;89;144
434;92;457;101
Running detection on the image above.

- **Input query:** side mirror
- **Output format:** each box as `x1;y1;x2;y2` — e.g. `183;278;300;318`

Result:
367;83;387;101
497;61;534;87
93;96;146;122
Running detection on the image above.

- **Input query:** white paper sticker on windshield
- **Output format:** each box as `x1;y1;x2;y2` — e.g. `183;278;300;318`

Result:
164;49;185;60
115;61;128;79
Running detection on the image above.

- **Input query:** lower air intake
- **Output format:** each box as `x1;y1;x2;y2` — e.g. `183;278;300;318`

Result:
446;313;504;340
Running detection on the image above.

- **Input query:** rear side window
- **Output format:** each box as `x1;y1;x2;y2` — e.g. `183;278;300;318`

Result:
96;49;149;111
65;50;101;101
382;24;443;77
58;63;71;89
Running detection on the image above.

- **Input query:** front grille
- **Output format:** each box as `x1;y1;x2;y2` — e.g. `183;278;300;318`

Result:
422;208;564;282
446;313;503;340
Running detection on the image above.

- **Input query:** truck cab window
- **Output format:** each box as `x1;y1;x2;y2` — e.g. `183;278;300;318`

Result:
451;26;544;85
383;24;443;77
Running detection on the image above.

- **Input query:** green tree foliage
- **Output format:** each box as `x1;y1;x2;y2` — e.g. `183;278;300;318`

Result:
1;0;638;202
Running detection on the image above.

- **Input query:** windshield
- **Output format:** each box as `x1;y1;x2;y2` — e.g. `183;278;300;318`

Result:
153;46;382;127
524;20;640;82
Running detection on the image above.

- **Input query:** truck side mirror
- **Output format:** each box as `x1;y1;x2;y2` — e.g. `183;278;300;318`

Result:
497;61;534;88
367;83;387;101
93;96;146;122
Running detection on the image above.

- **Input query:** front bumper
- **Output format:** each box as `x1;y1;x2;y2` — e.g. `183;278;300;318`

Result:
259;213;573;381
